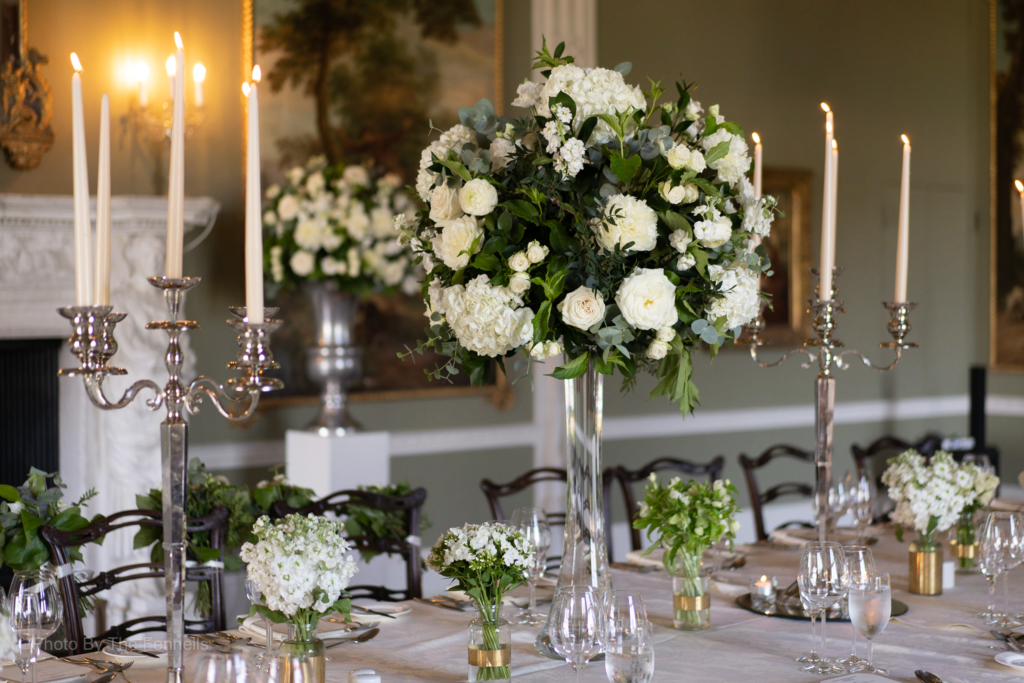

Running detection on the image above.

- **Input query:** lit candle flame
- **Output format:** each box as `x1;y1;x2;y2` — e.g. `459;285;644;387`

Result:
252;65;261;82
752;132;760;144
901;134;910;145
174;32;183;50
193;63;206;83
136;61;149;82
826;121;833;134
760;575;768;582
242;82;250;97
166;55;176;77
821;102;830;112
1016;180;1023;193
70;53;82;72
832;139;837;150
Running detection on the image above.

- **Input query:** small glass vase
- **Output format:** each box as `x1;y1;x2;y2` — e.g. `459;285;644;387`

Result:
951;508;979;574
280;622;326;683
468;603;511;682
672;554;711;631
908;532;943;596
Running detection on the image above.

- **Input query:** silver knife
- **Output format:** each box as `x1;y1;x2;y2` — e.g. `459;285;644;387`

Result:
101;641;160;659
351;605;397;620
915;670;942;683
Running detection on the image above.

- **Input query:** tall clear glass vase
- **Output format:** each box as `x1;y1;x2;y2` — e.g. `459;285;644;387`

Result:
535;362;611;658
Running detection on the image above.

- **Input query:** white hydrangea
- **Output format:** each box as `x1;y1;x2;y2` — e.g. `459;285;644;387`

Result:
701;128;750;185
882;451;972;535
693;206;733;249
738;177;774;238
442;275;535;357
537;65;647;146
596;195;658;253
416;124;476;201
241;514;358;619
707;264;760;329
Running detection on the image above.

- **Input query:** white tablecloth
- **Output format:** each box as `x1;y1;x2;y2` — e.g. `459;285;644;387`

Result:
112;528;1023;682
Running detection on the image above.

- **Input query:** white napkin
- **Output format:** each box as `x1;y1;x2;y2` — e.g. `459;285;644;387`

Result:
239;613;356;642
1;660;86;683
991;498;1024;512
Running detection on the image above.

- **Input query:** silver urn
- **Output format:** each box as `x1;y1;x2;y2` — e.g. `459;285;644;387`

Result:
305;281;362;435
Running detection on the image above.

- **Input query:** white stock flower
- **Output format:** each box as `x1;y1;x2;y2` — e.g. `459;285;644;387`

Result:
270;246;284;283
739;177;773;238
512;80;544;109
596;195;658;253
558;286;606;330
554;138;587;178
669;229;691;253
676;253;696;271
277;195;300;221
443;276;535;357
342;165;369;187
707;264;760;329
526;241;549;264
701;128;750;185
432;216;483;270
537;65;646;145
646;340;669;359
615;268;678;330
290;250;315;277
416;124;475;200
694;211;733;249
509;271;531;295
490;137;516;171
458;178;499;216
508;252;531;272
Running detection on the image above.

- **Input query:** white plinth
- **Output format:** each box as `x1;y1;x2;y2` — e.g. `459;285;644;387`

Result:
285;430;391;498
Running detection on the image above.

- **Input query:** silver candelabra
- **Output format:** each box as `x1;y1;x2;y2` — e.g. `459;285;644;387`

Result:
58;276;282;683
741;268;917;542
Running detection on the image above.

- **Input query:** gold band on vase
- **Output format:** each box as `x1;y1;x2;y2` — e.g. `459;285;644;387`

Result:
674;594;710;611
908;541;943;595
468;644;511;668
950;540;976;559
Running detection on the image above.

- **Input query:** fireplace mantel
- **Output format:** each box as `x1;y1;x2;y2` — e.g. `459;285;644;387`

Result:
0;194;219;339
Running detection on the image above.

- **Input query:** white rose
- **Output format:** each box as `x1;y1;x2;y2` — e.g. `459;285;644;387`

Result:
289;250;315;277
433;216;483;270
263;210;278;225
666;144;691;169
429;185;465;223
508;252;530;272
558;286;606;330
595;194;658;253
544;340;562;358
615;268;678;330
458;178;499;216
661;182;688;205
687;149;706;174
343;165;369;187
656;327;676;342
509;271;531;294
669;229;691;253
694;214;733;248
530;341;548;359
646;340;669;360
526;241;549;264
682;183;700;203
277;195;300;221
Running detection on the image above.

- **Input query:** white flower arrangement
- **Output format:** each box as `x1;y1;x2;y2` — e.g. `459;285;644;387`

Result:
426;522;534;607
0;611;16;662
402;41;778;415
263;155;419;296
882;450;972;550
240;513;358;640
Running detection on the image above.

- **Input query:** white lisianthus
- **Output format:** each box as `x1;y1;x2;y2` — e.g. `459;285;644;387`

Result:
656;327;676;342
289;250;315;277
342;165;369;187
432;216;483;271
646;340;669;359
526;241;549;264
512;80;544;109
490;137;516;171
509;271;531;295
558;286;606;330
443;275;535;357
615;268;678;330
596;195;658;253
694;211;733;249
277;194;300;221
701;128;750;185
666;144;691;169
685;99;703;121
707;264;760;329
459;178;499;216
669;229;691;253
508;252;531;272
416;124;475;200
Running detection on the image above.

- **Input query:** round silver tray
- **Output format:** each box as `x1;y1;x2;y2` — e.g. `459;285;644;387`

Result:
735;593;909;621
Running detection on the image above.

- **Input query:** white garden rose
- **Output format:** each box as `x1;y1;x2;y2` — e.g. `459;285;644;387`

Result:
707;264;760;329
656;327;676;342
666;144;691;169
508;252;531;272
615;268;678;330
687;150;707;173
342;165;369;187
668;229;691;253
443;275;535;357
277;194;300;221
661;182;688;205
596;195;658;253
509;271;531;295
701;128;750;185
289;250;315;277
526;241;549;264
430;185;464;223
558;286;606;330
432;216;483;270
490;137;516;170
458;178;499;216
646;340;669;359
694;212;733;248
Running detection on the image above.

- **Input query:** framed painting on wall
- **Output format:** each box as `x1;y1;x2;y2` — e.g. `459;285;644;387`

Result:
241;0;512;407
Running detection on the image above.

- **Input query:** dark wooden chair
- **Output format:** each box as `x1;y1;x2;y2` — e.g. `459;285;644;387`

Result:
480;468;569;526
851;433;943;481
41;508;228;655
738;445;816;542
605;456;726;558
274;487;427;601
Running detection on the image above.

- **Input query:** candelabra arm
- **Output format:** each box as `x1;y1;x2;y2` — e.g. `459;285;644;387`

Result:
749;345;819;369
82;375;164;411
185;377;259;421
835;346;903;373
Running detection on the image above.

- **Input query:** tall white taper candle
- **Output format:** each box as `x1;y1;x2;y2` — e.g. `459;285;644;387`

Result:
895;135;911;302
95;93;111;306
70;53;92;305
245;67;264;323
819;103;835;301
165;33;185;278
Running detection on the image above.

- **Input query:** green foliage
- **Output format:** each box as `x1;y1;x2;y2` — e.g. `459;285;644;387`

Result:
344;482;431;561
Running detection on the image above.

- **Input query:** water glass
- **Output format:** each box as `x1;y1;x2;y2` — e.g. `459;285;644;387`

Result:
549;586;603;682
981;511;1024;627
8;568;63;683
245;577;275;660
839;546;875;669
509;507;551;626
192;649;254;683
798;541;849;675
604;591;654;683
848;573;892;674
852;475;876;543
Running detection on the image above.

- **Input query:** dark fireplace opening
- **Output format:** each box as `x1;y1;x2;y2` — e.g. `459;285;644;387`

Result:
0;338;61;485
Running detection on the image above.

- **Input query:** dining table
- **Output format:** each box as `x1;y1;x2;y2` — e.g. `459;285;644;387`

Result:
49;525;1023;683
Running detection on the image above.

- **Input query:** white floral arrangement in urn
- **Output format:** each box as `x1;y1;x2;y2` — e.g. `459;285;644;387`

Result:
401;41;776;414
263;155;420;296
882;450;973;551
240;513;358;641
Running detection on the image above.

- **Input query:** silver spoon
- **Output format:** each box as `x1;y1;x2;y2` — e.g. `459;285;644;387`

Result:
325;628;380;649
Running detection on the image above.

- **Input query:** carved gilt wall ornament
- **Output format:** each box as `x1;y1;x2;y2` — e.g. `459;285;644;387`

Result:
0;0;54;170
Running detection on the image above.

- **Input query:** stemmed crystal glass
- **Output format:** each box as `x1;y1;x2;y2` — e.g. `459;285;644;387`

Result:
838;546;875;670
851;475;876;544
794;593;822;665
604;590;654;683
509;507;551;626
8;568;63;683
550;586;604;682
246;577;275;661
798;541;849;675
978;542;1001;622
980;511;1024;628
848;573;892;674
193;649;255;683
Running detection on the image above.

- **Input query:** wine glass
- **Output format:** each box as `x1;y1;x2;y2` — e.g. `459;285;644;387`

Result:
193;649;254;683
827;479;850;535
245;577;275;660
838;546;875;669
794;593;821;664
604;590;654;683
8;568;63;683
798;541;849;675
509;507;551;626
549;586;604;682
848;573;892;674
851;475;876;544
981;511;1024;628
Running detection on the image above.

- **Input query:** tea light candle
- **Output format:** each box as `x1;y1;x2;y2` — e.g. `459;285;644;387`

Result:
750;575;777;609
